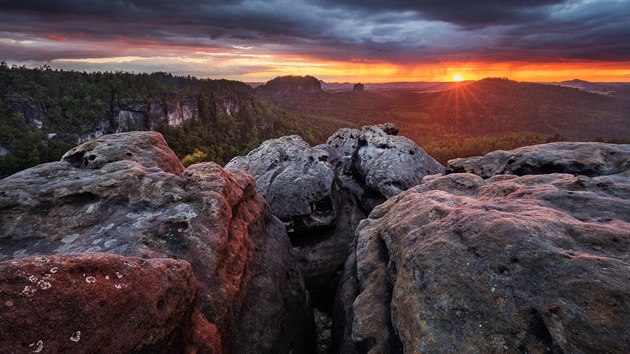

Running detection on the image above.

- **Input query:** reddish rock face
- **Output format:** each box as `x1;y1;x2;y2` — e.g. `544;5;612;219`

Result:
0;131;314;354
334;171;630;353
0;253;196;354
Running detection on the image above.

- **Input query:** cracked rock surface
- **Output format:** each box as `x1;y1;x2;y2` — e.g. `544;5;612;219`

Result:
337;124;445;210
0;131;314;354
334;168;630;353
226;135;339;233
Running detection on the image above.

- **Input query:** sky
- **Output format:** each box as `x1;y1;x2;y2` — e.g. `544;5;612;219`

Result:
1;0;629;82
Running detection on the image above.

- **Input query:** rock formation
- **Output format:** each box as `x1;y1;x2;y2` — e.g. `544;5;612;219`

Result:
0;131;314;353
352;83;364;92
2;83;251;145
226;124;443;314
3;125;629;354
334;146;630;353
446;142;630;178
324;123;443;210
226;135;339;234
255;75;323;96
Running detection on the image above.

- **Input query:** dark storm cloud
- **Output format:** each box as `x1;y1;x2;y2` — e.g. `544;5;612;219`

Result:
0;0;629;64
313;0;567;27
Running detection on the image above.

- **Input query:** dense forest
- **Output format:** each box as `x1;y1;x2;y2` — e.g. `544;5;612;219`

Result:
2;67;629;178
0;65;345;177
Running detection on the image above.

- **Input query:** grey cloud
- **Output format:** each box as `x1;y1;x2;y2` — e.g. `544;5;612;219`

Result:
0;0;628;64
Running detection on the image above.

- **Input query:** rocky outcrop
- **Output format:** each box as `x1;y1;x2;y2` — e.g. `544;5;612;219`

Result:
3;88;247;146
0;131;314;353
167;96;199;126
226;124;443;315
334;164;630;352
226;135;362;311
255;75;322;96
226;135;339;233
348;124;444;210
326;128;360;158
0;253;196;353
61;131;185;175
446;142;630;178
352;83;364;92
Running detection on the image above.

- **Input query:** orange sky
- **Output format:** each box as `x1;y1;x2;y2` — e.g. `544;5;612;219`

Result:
3;0;629;83
52;51;630;83
239;58;630;83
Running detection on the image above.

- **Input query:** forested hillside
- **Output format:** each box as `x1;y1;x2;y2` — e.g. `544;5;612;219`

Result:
2;68;629;178
260;77;630;162
0;65;345;177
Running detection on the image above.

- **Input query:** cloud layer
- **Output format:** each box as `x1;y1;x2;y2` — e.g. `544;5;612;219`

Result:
1;0;629;80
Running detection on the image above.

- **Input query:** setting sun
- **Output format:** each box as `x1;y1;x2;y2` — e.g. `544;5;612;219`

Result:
452;74;464;82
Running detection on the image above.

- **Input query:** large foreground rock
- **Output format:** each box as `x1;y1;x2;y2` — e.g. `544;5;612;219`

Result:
226;124;443;315
0;131;314;353
334;170;630;353
227;135;363;310
0;253;196;353
446;142;630;178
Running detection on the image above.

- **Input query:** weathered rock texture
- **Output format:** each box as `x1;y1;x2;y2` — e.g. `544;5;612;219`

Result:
61;131;185;175
446;142;630;178
0;131;314;353
334;166;630;353
226;135;339;233
352;125;444;210
0;253;196;353
226;135;359;310
326;128;361;158
226;123;443;318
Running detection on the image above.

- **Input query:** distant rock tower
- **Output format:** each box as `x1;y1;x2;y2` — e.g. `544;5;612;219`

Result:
353;83;365;92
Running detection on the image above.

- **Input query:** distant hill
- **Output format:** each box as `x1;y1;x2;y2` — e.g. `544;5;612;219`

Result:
261;77;630;138
254;75;322;96
319;81;466;93
545;79;630;100
3;69;629;176
260;76;630;162
400;78;630;139
554;79;630;91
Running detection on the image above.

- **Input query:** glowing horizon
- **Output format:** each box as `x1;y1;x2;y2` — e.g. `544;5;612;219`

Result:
1;0;629;83
29;54;630;83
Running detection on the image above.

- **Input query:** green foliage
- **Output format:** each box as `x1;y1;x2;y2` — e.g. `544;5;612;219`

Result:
3;66;628;179
0;66;346;177
0;101;76;178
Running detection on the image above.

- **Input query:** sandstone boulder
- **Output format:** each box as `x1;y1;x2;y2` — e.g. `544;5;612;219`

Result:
226;135;339;233
226;135;364;311
352;125;445;210
326;128;360;157
0;131;314;353
446;142;630;178
61;131;185;175
0;253;196;353
334;170;630;353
